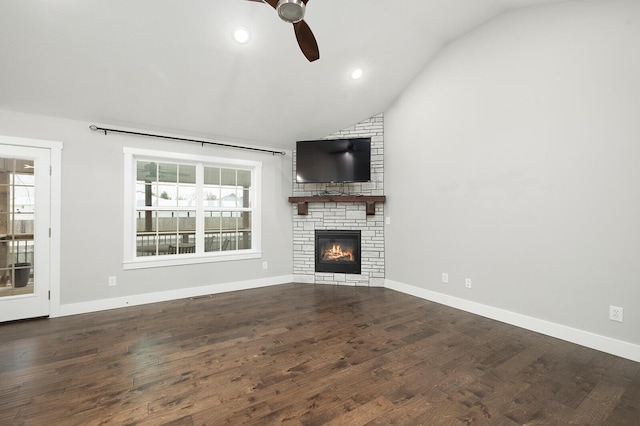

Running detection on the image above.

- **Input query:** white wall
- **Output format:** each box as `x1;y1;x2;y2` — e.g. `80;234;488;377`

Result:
0;109;293;311
385;0;640;348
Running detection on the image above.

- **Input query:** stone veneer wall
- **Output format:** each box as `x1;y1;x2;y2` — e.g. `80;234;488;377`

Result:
292;114;385;286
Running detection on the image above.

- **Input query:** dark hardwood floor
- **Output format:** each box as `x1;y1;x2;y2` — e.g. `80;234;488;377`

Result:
1;283;639;425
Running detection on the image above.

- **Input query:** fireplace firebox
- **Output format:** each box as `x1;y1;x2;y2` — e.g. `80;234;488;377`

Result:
315;230;361;274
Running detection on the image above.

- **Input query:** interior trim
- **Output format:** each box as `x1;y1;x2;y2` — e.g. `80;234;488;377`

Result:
55;275;293;318
385;279;640;363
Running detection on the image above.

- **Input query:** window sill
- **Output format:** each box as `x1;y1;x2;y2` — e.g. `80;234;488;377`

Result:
122;250;262;270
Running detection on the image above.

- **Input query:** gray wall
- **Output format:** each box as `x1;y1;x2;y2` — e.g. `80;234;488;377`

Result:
385;0;640;345
0;109;293;306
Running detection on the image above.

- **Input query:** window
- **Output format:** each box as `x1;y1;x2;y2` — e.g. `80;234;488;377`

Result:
123;148;261;269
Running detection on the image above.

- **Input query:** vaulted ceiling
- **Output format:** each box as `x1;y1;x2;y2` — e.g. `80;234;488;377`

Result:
0;0;565;150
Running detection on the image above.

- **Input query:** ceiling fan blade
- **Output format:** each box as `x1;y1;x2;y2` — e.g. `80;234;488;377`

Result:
245;0;277;8
293;20;319;62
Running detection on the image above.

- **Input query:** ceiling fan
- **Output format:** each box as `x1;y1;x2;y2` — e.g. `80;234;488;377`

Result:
246;0;320;62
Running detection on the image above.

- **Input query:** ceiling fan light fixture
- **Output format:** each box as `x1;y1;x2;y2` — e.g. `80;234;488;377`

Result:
276;0;305;23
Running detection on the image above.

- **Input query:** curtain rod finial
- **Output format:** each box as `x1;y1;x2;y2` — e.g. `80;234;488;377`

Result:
89;125;98;131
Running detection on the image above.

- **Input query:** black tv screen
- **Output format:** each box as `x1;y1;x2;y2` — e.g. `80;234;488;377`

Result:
296;138;371;183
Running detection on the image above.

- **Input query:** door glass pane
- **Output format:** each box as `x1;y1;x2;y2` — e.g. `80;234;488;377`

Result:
0;158;35;297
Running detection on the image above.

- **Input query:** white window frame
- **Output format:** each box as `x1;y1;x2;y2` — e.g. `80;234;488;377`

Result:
123;148;262;270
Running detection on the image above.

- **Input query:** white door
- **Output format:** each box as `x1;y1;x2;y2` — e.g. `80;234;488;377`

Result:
0;144;51;322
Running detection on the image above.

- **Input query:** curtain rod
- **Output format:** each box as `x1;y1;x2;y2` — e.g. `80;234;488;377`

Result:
89;125;286;156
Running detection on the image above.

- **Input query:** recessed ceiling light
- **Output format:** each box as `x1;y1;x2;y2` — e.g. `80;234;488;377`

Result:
233;27;250;44
351;68;364;80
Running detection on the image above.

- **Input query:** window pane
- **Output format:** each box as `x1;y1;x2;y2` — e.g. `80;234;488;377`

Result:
158;163;178;183
203;185;220;205
177;211;196;234
137;234;158;256
235;188;245;208
239;211;251;231
233;189;244;208
136;183;157;207
221;211;237;232
240;188;250;208
204;167;220;185
204;211;221;232
179;164;196;184
137;161;156;182
204;211;221;252
237;170;251;188
205;234;220;252
157;210;178;234
157;184;178;206
220;187;237;207
238;230;251;250
238;212;251;250
137;211;158;256
136;210;157;233
177;184;196;206
221;231;237;251
221;168;236;186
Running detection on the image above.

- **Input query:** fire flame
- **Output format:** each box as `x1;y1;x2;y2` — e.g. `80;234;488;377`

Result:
323;243;353;261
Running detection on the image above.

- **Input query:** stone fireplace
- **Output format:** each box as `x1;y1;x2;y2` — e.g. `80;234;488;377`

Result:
292;114;385;286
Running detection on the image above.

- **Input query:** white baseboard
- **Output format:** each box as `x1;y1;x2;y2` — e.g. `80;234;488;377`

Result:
54;276;640;363
56;275;293;318
385;279;640;363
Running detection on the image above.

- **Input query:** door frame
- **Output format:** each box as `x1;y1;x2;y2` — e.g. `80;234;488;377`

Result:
0;135;62;318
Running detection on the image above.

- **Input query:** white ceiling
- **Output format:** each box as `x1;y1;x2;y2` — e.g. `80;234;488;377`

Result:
0;0;565;150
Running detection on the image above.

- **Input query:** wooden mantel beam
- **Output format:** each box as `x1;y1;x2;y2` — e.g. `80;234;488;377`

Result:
287;195;386;216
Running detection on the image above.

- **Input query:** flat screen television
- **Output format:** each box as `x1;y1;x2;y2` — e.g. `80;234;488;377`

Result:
295;138;371;183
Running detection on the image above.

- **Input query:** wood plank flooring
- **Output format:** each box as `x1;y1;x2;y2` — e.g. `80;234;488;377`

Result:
1;283;639;425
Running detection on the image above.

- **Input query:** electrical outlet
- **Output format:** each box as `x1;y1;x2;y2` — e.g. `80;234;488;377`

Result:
262;261;268;270
108;276;117;287
465;278;472;289
610;305;623;322
385;217;391;225
442;273;448;283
